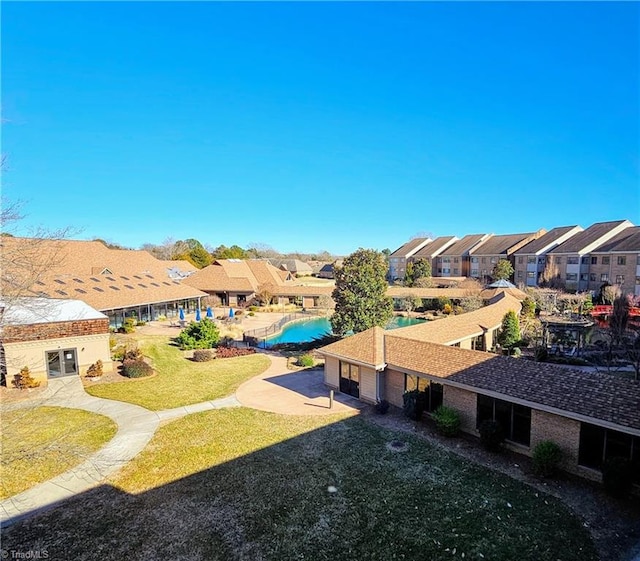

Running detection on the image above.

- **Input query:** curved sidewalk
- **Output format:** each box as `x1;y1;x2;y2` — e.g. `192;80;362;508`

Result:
1;352;360;526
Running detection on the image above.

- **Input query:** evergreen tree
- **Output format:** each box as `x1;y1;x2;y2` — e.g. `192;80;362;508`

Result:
498;310;521;350
492;259;514;282
331;249;393;336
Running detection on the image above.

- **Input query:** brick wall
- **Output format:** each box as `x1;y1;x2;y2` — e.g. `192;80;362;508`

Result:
444;385;477;433
384;368;405;408
530;409;581;471
3;319;109;343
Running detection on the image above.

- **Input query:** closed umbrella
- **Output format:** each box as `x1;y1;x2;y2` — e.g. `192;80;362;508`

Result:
206;306;213;319
229;308;235;318
179;308;185;321
195;308;201;322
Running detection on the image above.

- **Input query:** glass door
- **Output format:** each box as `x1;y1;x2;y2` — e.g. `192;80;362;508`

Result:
46;349;78;378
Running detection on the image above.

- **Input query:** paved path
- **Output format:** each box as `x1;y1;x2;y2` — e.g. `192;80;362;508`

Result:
235;352;363;416
0;352;361;526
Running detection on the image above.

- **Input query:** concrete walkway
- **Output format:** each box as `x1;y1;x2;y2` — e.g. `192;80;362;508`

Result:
1;352;361;526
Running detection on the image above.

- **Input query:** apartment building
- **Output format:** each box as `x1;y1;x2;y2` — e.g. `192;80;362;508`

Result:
588;226;640;296
469;230;545;283
387;237;432;281
547;220;633;292
407;236;458;272
513;226;583;287
434;234;490;278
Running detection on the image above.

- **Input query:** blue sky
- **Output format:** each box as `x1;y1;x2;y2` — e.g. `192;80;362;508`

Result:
3;2;639;255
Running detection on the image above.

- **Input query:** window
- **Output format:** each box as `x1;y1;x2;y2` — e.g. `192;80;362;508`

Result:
555;256;562;264
453;257;459;263
527;257;536;264
566;273;577;281
617;256;626;266
637;255;640;265
471;334;485;351
442;268;450;275
590;274;596;282
490;257;498;264
580;274;589;281
581;256;589;264
453;268;459;275
602;256;610;265
481;257;486;264
601;274;609;282
471;257;479;263
471;269;479;276
567;257;579;264
442;257;451;263
578;423;640;483
526;271;535;278
404;375;443;413
518;256;523;264
476;395;531;446
591;256;598;265
538;257;545;264
636;277;640;285
517;271;523;279
616;275;625;284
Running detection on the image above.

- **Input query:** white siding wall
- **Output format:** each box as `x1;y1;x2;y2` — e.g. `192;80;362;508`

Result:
359;366;377;404
324;356;339;389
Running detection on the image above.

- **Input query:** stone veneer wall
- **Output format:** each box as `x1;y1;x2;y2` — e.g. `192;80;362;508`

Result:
3;319;109;343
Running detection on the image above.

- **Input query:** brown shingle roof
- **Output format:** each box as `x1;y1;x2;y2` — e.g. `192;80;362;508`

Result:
549;220;633;254
470;231;543;257
439;234;489;257
384;337;640;432
390;291;522;345
513;226;582;255
591;226;640;253
389;238;430;258
319;326;386;369
1;237;207;311
412;236;458;258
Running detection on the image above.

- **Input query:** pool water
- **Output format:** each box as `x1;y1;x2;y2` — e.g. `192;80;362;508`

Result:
263;316;425;347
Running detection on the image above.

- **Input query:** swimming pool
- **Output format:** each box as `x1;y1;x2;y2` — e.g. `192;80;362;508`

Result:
262;315;425;347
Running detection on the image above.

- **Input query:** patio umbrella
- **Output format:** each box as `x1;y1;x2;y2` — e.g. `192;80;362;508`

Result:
195;308;201;322
206;306;213;319
179;308;185;321
229;308;235;318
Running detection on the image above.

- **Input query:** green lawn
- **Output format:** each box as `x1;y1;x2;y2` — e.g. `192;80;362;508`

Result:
2;409;597;560
0;406;117;499
86;335;271;410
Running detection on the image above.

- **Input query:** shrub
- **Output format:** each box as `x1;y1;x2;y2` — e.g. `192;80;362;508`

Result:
297;354;315;367
86;360;104;378
248;306;258;312
602;457;634;498
122;359;153;378
12;366;41;389
192;349;214;362
248;311;255;316
123;317;137;333
442;303;453;314
215;346;256;359
478;419;504;452
124;347;143;361
431;405;461;437
375;399;390;415
532;440;562;478
111;347;125;361
511;347;522;357
534;347;549;362
175;318;220;350
403;390;427;421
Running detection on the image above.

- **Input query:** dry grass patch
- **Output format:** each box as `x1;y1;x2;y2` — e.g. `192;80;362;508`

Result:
86;335;270;410
1;406;117;499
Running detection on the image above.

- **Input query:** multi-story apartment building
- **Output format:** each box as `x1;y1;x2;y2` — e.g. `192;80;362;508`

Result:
547;219;633;292
469;230;545;283
408;236;458;273
434;234;490;278
387;237;431;281
513;226;583;287
588;226;640;296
